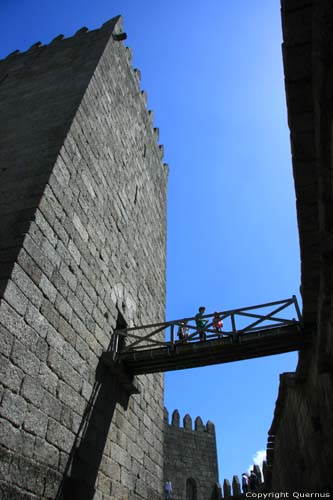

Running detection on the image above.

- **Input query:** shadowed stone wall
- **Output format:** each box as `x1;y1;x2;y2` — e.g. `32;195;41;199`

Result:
0;16;168;500
163;409;219;500
266;0;333;492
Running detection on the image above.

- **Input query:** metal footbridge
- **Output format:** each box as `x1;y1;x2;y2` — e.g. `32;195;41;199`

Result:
102;297;312;378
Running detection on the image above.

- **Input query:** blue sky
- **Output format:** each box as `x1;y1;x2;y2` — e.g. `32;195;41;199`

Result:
0;0;300;485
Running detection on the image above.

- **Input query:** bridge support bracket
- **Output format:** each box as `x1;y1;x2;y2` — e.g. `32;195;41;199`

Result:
101;352;140;395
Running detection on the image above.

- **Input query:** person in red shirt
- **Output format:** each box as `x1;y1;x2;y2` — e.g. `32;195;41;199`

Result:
212;312;223;337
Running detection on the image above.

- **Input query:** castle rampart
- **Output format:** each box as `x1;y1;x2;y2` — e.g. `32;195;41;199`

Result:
3;3;333;497
0;16;168;500
163;408;219;500
266;0;333;492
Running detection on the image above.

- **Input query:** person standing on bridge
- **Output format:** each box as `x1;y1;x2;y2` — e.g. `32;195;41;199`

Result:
195;306;208;341
212;312;223;336
177;320;189;342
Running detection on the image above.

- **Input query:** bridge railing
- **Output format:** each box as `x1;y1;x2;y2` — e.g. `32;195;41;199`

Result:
112;296;302;354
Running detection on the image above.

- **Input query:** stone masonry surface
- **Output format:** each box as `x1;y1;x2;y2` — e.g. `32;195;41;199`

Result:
266;0;333;493
0;16;168;500
163;409;219;500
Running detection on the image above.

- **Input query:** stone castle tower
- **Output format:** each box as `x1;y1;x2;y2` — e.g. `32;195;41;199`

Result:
163;409;219;500
0;16;168;500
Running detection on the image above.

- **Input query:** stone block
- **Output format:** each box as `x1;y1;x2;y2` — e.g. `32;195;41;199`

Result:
0;445;12;480
39;363;58;395
62;342;86;374
54;156;71;186
0;390;27;426
11;340;40;377
55;292;72;321
41;239;61;272
0;353;24;392
0;418;21;452
25;303;50;339
23;405;48;438
75;335;92;362
21;432;35;459
72;213;89;242
127;441;144;463
68;238;81;265
40;298;60;330
51;268;68;296
46;328;66;356
39;195;56;229
58;316;76;346
11;263;43;308
43;468;63;499
21;236;53;280
46;418;75;453
21;375;45;406
9;455;45;495
27;221;44;248
97;472;112;495
34;437;59;468
57;380;85;415
41;392;62;421
2;279;29;315
0;325;12;357
34;209;58;247
34;337;49;362
66;289;86;322
40;274;58;303
0;301;38;349
60;405;81;434
59;261;77;291
47;349;82;392
52;216;70;246
43;184;66;222
110;442;127;467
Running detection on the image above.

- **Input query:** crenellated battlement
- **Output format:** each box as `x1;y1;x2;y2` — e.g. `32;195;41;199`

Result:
164;407;218;500
164;407;216;433
3;17;122;59
0;16;167;172
222;465;264;498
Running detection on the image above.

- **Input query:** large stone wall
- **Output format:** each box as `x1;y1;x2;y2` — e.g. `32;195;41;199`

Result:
163;409;219;500
0;17;168;500
266;0;333;492
268;372;333;492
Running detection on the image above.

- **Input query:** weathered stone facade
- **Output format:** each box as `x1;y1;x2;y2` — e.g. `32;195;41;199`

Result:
163;409;219;500
266;0;333;493
5;2;333;497
0;17;168;500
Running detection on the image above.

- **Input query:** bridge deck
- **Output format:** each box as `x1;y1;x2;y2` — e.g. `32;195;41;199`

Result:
102;324;311;375
101;297;311;377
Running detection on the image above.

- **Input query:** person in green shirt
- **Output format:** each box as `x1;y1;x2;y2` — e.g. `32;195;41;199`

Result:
195;306;208;341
